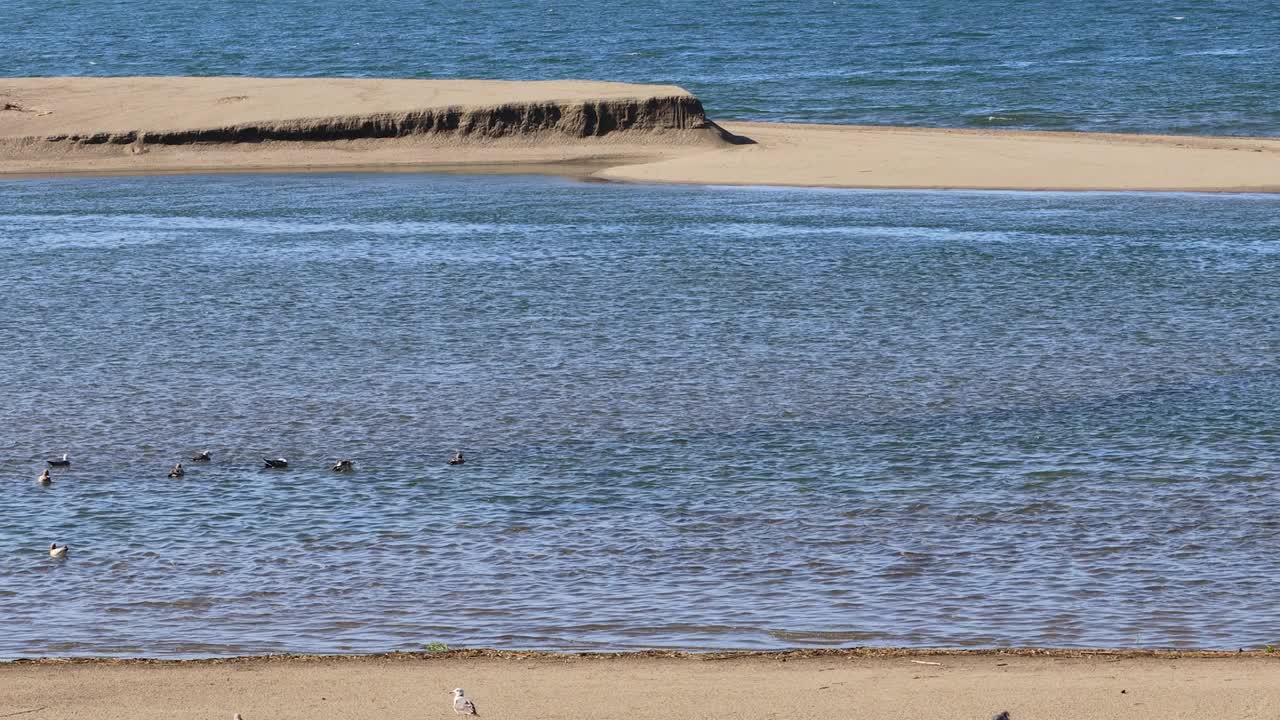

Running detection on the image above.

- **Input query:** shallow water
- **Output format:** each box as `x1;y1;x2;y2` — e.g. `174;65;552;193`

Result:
3;0;1279;135
1;174;1278;657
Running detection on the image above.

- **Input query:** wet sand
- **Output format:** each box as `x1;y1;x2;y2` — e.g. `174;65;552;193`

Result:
2;650;1278;720
3;77;1279;191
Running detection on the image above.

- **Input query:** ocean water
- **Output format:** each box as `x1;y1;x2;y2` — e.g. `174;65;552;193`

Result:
3;0;1279;136
1;173;1279;657
3;0;1280;657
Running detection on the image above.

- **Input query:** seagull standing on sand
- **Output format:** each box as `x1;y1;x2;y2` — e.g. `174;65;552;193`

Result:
49;543;68;559
37;469;51;485
452;688;478;716
169;462;185;478
448;450;465;466
263;457;288;469
47;452;70;467
192;450;212;462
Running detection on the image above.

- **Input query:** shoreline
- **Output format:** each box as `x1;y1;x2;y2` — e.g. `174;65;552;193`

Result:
6;156;1280;196
4;648;1277;720
5;647;1278;664
0;157;623;182
3;77;1279;192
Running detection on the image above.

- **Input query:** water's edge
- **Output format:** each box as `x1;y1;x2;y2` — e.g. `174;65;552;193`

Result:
5;647;1276;665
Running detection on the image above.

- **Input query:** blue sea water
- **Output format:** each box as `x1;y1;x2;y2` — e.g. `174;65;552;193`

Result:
1;174;1279;657
3;1;1280;658
3;0;1279;135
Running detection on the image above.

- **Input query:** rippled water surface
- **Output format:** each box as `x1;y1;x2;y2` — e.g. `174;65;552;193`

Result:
2;174;1279;657
3;0;1279;135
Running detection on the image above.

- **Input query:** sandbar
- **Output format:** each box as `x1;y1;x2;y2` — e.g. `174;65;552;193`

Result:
2;77;1279;191
603;121;1280;192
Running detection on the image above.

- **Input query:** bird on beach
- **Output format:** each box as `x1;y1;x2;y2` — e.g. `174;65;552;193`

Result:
192;450;212;462
47;452;70;467
448;450;465;466
37;469;51;485
451;688;478;716
49;543;68;559
993;712;1012;720
169;462;185;478
263;457;288;469
233;714;243;720
331;459;354;472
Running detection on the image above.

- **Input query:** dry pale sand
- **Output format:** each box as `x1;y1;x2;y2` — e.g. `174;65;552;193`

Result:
602;121;1280;192
0;77;700;135
2;650;1278;720
2;77;1279;191
0;77;726;178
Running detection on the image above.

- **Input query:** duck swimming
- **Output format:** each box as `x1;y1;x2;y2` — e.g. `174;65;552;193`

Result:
47;452;70;467
49;543;68;559
191;450;211;462
168;462;185;478
331;459;354;472
448;450;465;466
37;469;51;485
263;457;288;469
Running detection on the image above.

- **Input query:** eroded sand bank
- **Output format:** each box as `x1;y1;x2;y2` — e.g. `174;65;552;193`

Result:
2;77;1279;191
2;650;1278;720
0;77;733;177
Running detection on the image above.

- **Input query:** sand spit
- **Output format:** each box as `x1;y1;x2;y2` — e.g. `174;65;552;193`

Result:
0;77;737;176
3;650;1278;719
0;77;727;140
601;120;1280;192
1;76;1279;191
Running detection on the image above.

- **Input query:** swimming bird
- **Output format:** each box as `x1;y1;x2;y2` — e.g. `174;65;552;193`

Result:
169;462;185;478
37;469;51;485
47;452;70;467
192;450;212;462
331;459;354;472
451;688;478;716
49;543;68;559
448;450;465;466
263;457;288;469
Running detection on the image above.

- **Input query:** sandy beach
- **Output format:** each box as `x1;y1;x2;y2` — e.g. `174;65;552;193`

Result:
3;650;1278;719
2;77;1278;190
